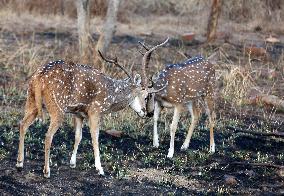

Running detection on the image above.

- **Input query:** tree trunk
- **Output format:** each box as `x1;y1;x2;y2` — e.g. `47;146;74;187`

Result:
76;0;91;64
95;0;120;68
206;0;222;42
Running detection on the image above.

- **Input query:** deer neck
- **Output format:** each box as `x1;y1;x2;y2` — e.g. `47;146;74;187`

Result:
103;77;135;112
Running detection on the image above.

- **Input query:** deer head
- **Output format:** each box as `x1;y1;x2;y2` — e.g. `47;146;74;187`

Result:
98;50;148;117
98;38;169;118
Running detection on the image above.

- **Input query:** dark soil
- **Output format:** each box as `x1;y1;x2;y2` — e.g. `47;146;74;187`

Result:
0;118;283;195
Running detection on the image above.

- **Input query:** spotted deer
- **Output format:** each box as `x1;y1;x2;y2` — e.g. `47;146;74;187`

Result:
141;42;216;158
16;38;168;178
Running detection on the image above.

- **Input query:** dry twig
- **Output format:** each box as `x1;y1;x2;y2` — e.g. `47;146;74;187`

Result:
227;125;284;138
230;161;283;169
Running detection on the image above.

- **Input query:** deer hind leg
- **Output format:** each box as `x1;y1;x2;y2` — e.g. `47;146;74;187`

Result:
16;108;38;168
167;105;182;158
43;112;63;178
153;102;161;148
70;116;83;168
204;96;216;153
88;111;104;175
181;101;200;150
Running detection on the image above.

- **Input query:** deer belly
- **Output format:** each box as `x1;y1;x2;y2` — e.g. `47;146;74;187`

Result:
160;100;174;108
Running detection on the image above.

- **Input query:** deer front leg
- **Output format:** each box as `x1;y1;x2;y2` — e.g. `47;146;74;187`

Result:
205;97;216;153
43;116;62;178
209;114;216;153
16;110;38;168
88;111;104;175
70;116;83;168
181;101;200;150
167;105;181;158
153;102;161;148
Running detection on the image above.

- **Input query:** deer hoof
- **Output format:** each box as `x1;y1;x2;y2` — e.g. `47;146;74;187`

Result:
153;142;159;148
43;172;50;178
209;148;215;154
43;168;50;178
167;149;174;158
98;168;105;176
209;143;216;153
43;171;50;178
16;161;23;168
180;144;188;151
70;156;76;168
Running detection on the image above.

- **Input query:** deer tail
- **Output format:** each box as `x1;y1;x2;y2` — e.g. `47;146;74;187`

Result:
33;76;43;121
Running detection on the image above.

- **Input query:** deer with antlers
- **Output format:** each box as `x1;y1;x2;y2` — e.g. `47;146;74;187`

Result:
16;38;168;178
140;41;216;158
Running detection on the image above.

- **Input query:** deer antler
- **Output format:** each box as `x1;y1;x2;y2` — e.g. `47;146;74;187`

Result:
149;81;168;93
138;41;152;68
98;50;132;80
138;41;150;51
141;37;169;88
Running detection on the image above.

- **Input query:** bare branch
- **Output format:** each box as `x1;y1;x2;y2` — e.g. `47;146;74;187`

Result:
227;126;284;138
230;161;284;169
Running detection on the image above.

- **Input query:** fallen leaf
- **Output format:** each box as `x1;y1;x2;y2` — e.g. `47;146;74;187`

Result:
224;174;238;186
277;167;284;177
105;129;123;137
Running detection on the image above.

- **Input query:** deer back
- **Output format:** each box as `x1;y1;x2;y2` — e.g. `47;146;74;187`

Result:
152;56;215;104
36;60;134;114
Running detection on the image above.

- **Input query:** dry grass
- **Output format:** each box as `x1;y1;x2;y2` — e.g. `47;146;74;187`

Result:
221;65;255;105
1;0;283;20
0;0;283;35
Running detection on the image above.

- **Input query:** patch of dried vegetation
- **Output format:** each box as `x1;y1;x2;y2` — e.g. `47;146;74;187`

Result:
128;168;204;191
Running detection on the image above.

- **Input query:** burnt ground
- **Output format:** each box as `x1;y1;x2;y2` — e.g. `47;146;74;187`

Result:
0;116;283;195
0;30;284;195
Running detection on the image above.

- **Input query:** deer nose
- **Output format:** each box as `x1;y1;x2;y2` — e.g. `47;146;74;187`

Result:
146;112;154;117
136;108;147;118
141;108;147;117
139;108;147;118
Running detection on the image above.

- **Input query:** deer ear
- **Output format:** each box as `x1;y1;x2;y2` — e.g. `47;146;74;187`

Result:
133;74;142;85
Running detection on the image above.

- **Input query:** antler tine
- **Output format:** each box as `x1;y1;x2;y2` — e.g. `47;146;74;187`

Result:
141;37;169;88
129;61;135;75
138;41;150;51
138;50;145;56
149;81;168;93
98;50;132;80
